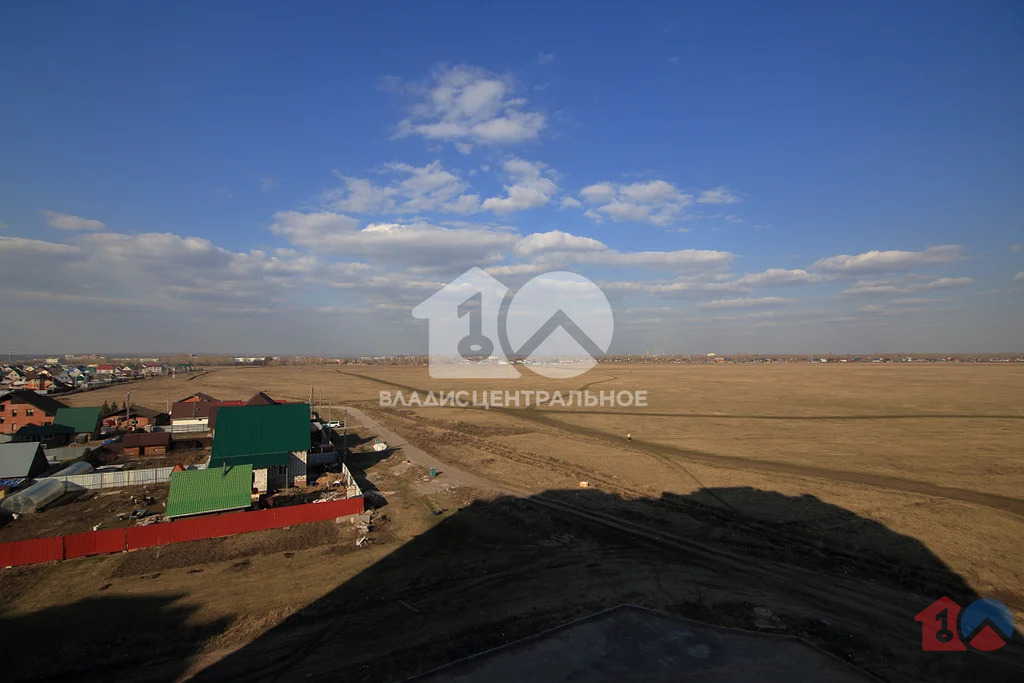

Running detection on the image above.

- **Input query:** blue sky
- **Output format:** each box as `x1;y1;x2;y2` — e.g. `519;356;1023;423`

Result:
0;1;1021;355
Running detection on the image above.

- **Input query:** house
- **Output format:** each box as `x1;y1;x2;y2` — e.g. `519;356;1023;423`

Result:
209;403;311;492
0;390;67;435
141;363;166;377
119;431;171;457
245;391;280;406
13;423;76;447
95;364;116;376
53;406;102;440
179;392;220;403
165;464;253;519
169;400;218;432
0;442;50;480
102;405;169;431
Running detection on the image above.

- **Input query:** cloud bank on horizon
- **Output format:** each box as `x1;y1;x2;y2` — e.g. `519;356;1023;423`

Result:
0;3;1020;355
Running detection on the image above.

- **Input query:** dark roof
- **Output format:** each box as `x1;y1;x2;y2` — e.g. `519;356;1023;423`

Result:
211;403;310;462
170;400;217;420
14;424;75;437
54;406;102;434
176;392;220;403
102;405;168;419
165;464;253;518
121;431;171;448
0;389;67;414
245;391;279;406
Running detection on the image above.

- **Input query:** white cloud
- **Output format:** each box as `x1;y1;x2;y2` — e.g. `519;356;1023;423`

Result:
813;245;964;275
1012;243;1024;252
560;197;582;209
270;211;516;270
695;186;741;205
260;177;279;192
922;276;973;289
579;179;693;226
324;160;480;215
44;210;106;231
482;158;559;212
578;249;732;270
0;235;81;255
1012;271;1024;282
698;297;791;309
537;53;554;65
393;65;546;146
735;268;821;286
838;275;973;297
667;56;680;64
514;230;606;256
890;298;944;306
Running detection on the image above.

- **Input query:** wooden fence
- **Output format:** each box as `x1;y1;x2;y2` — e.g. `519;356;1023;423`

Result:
0;496;364;568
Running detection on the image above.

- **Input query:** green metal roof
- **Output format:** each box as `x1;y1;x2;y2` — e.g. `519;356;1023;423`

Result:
211;403;310;459
207;451;290;469
165;464;253;518
53;406;102;434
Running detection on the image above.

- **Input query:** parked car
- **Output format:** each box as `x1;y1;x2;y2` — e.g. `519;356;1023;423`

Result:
325;420;341;428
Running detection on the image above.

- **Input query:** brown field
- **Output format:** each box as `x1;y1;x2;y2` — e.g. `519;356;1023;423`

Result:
2;363;1020;681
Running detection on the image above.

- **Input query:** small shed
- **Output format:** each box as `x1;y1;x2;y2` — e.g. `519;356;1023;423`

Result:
120;431;171;457
165;464;253;519
0;442;50;480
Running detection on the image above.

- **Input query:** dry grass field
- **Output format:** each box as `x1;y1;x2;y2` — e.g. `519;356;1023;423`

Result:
8;362;1014;681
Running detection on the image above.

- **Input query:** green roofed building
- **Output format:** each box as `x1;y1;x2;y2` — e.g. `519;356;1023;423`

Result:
210;403;311;492
165;464;253;519
53;406;102;438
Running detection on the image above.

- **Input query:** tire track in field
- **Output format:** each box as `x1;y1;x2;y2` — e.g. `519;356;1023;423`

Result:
337;370;1024;517
534;409;1024;420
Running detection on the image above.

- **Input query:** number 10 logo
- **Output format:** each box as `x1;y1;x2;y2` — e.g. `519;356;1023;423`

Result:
915;597;1014;651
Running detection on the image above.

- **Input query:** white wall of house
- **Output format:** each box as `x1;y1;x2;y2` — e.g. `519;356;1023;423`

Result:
254;467;268;493
170;417;208;428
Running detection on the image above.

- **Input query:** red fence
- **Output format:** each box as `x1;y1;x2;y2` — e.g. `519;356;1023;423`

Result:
0;536;63;567
0;496;364;567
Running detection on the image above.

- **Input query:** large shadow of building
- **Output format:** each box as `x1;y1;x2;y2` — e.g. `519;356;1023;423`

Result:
189;487;1023;683
0;593;230;682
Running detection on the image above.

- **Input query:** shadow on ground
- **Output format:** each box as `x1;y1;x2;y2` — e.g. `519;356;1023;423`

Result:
0;593;231;682
188;487;1023;683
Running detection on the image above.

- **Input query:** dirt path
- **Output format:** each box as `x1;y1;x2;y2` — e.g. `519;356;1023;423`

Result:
337;371;1024;517
341;406;520;496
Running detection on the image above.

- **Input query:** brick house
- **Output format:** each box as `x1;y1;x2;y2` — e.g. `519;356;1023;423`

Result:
0;390;67;435
209;403;311;492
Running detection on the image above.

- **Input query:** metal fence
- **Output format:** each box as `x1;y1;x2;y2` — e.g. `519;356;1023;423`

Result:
0;496;365;567
44;466;175;490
